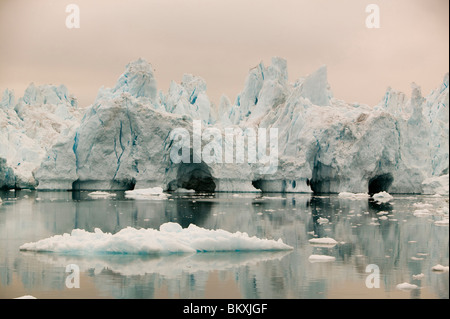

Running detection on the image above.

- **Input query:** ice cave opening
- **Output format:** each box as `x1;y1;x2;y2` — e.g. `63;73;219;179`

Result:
252;179;263;191
175;162;216;192
368;173;394;195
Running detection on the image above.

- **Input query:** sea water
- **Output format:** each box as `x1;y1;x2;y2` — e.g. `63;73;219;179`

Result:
0;190;448;299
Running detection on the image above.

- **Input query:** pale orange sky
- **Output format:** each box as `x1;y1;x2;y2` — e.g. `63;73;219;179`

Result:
0;0;448;108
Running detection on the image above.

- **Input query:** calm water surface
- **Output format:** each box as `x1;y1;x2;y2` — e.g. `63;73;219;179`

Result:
0;190;448;299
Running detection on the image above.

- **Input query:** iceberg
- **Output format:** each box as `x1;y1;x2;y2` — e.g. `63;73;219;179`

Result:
0;83;81;189
19;222;293;255
0;57;448;194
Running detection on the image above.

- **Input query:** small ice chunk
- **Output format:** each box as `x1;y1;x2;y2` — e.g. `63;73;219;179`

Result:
413;202;433;209
412;273;425;280
308;237;338;245
308;254;336;263
434;219;449;226
431;264;449;272
413;209;431;217
173;188;195;193
88;191;116;199
14;295;37;299
372;191;393;202
338;192;370;200
317;217;329;224
125;187;168;200
411;256;424;261
396;282;418;290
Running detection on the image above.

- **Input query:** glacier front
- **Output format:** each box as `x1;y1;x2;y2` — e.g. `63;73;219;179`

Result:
0;57;448;194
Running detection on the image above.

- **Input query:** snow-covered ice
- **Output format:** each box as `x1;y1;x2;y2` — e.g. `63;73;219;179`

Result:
19;222;293;255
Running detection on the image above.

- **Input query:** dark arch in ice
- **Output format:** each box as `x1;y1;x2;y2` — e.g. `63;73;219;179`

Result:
368;173;393;195
252;179;263;191
175;162;216;193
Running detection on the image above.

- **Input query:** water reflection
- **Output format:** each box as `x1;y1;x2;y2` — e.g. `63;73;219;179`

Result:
0;190;448;299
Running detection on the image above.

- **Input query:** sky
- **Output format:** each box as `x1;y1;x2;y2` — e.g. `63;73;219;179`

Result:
0;0;448;108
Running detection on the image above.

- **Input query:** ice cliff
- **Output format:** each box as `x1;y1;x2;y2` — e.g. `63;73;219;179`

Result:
0;84;81;188
0;57;448;194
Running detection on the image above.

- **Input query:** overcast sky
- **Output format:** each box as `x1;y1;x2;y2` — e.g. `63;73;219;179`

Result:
0;0;448;108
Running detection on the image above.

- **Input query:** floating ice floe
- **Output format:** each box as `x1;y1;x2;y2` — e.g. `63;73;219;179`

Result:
317;217;329;225
308;237;338;246
338;192;370;200
434;219;449;226
125;187;169;200
431;264;449;272
19;222;293;255
396;282;419;291
308;255;336;263
173;188;195;193
372;191;394;202
412;273;425;280
413;202;433;209
413;209;431;217
14;295;37;299
88;191;116;199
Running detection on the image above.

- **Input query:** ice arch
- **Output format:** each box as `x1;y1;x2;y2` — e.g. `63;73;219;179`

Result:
368;173;394;195
175;162;216;192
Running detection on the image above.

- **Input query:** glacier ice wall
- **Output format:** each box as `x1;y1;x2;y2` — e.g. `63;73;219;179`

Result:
0;57;448;194
0;84;81;188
